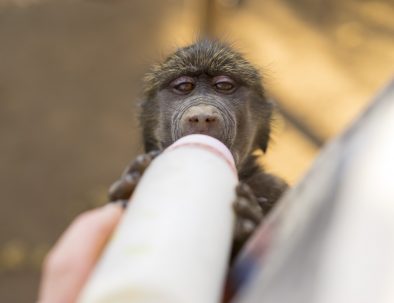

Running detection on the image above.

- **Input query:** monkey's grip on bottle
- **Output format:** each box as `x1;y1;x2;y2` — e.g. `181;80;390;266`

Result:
78;134;239;303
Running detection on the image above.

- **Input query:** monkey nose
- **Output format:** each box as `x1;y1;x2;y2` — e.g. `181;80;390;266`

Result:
180;105;224;138
188;114;218;124
181;113;222;137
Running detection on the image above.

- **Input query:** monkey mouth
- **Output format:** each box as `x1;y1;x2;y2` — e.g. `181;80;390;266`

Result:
171;99;236;150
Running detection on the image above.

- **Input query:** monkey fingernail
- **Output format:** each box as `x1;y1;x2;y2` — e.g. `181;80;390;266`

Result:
236;183;254;198
234;219;256;241
130;154;153;174
148;150;161;159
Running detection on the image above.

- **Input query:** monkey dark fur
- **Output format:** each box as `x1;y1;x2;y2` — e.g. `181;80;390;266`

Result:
110;40;288;256
141;40;286;205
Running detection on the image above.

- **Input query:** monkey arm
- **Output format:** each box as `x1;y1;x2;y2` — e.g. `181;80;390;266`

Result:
231;158;288;260
243;171;288;214
108;150;161;206
108;151;287;262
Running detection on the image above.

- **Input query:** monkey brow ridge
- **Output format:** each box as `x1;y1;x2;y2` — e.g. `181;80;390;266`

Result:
143;40;264;97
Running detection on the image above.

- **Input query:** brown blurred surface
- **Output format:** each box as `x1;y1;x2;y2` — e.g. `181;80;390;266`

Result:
160;0;394;183
219;0;394;182
0;1;170;301
0;0;393;301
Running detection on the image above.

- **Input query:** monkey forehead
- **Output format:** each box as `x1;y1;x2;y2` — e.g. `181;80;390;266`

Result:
144;40;264;97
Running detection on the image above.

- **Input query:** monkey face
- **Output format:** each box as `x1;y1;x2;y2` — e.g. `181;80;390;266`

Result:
169;75;235;145
153;73;266;166
140;40;273;168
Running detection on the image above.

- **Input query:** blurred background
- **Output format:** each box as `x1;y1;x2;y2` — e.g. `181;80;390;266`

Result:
0;0;393;301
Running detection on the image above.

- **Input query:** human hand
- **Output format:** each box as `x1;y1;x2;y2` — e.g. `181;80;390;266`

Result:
37;204;123;303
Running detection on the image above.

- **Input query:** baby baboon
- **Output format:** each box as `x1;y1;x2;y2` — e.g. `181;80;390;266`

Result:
109;40;288;258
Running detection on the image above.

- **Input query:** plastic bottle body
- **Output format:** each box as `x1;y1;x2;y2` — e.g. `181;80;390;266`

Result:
78;135;238;303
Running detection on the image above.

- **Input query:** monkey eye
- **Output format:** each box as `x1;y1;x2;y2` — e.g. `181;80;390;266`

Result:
171;76;195;94
213;76;235;93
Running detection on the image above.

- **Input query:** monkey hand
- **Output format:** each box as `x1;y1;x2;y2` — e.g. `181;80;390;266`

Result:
231;182;266;260
108;150;161;206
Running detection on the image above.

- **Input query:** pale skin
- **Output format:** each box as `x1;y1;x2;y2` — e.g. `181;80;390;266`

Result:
37;204;123;303
37;202;240;302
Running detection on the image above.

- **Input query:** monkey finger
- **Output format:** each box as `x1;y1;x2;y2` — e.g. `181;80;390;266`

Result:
236;182;256;200
233;218;256;242
108;172;140;202
122;152;157;177
256;196;270;209
148;150;161;159
233;196;264;224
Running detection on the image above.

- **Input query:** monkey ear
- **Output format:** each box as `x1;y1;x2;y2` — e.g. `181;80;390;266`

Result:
255;98;273;153
256;123;271;153
258;126;270;153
